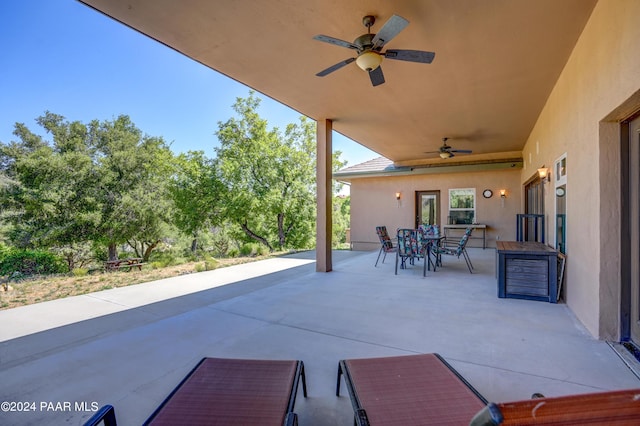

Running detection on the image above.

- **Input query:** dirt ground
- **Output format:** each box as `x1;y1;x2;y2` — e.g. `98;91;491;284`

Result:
0;255;275;310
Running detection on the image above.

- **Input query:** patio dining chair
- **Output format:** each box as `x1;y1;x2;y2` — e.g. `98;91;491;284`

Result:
432;227;474;273
418;224;440;237
395;228;428;276
374;225;396;267
85;357;307;426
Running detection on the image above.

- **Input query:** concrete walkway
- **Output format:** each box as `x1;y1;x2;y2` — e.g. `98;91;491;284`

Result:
1;249;638;425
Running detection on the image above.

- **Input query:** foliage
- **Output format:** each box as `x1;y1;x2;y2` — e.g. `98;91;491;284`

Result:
333;195;351;246
240;242;259;256
194;257;218;273
51;242;94;271
0;248;66;278
216;92;344;251
209;226;234;257
169;151;225;253
0;112;176;265
0;92;350;279
72;268;89;277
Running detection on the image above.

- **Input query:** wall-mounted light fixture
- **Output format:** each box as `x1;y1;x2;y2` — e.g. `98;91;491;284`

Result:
537;167;550;183
395;191;401;207
500;189;506;198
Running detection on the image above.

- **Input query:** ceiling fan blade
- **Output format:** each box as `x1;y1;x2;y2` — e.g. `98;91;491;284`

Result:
313;35;360;50
316;58;356;77
385;49;435;64
450;149;473;154
371;15;409;50
369;66;385;86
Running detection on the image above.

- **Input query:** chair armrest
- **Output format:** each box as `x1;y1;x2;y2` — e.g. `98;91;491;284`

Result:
355;408;371;426
284;412;298;426
469;403;503;426
83;405;117;426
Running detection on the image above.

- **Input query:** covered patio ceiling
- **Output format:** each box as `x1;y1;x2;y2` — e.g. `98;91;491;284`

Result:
79;0;596;165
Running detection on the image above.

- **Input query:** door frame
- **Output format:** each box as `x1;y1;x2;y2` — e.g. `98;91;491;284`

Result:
621;112;640;344
415;190;441;228
523;174;544;241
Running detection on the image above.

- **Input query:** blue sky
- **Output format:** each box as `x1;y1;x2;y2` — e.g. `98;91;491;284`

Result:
0;0;378;167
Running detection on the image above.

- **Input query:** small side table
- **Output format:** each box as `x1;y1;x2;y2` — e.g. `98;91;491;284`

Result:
496;241;558;303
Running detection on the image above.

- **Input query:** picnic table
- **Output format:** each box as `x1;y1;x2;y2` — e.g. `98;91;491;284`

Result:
105;257;144;271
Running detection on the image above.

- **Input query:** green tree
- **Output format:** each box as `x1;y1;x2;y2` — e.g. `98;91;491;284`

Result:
0;112;176;266
333;195;351;246
215;94;297;250
169;151;225;254
216;92;346;251
0;114;99;268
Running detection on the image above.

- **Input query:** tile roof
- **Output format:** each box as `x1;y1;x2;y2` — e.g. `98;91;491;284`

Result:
335;157;403;176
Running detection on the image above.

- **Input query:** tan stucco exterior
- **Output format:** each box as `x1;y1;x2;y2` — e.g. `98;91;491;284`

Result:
348;169;522;251
521;0;640;339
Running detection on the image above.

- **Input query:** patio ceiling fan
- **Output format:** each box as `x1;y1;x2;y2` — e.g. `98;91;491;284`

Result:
425;138;473;159
313;14;435;87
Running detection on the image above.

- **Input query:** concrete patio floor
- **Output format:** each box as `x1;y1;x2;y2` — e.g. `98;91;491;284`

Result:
1;248;639;425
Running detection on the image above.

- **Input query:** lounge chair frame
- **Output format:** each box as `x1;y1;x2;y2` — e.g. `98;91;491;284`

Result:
336;353;487;425
143;357;307;426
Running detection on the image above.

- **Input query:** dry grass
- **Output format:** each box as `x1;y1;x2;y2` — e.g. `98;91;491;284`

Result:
0;254;281;310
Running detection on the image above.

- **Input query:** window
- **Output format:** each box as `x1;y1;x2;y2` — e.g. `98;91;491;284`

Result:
555;153;567;186
554;153;567;253
449;188;476;224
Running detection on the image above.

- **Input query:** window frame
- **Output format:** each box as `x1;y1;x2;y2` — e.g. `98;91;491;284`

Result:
448;188;476;224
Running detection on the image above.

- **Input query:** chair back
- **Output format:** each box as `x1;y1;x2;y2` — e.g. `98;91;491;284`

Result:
415;227;430;257
419;224;440;237
397;229;419;257
376;226;393;250
454;233;471;256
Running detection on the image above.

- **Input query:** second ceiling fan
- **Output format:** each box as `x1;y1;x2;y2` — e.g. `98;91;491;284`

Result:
426;138;473;159
313;14;436;87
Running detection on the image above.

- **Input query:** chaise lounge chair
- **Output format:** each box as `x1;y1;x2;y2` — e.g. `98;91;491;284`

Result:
336;353;640;425
337;353;487;425
85;357;307;426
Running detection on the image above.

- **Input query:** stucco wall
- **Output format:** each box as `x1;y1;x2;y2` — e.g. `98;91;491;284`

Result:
521;0;640;338
348;169;521;250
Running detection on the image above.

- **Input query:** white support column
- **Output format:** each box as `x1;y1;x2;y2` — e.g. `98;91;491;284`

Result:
316;119;333;272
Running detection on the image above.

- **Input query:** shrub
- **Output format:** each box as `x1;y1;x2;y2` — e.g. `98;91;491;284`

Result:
204;257;219;271
150;261;165;270
0;249;67;278
194;257;218;273
227;247;240;258
149;251;184;267
257;245;270;256
240;243;259;256
72;268;89;277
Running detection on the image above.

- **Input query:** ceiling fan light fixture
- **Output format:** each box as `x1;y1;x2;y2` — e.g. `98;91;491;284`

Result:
440;152;452;159
356;51;382;71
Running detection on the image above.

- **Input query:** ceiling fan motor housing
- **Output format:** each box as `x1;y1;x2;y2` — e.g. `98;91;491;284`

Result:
354;33;375;51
